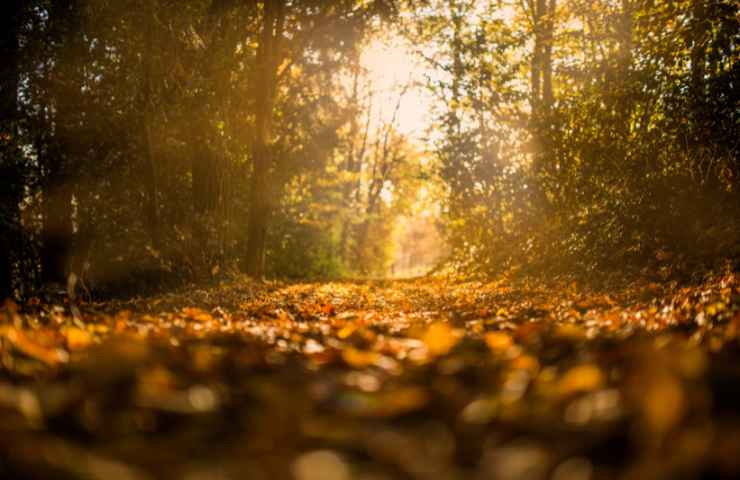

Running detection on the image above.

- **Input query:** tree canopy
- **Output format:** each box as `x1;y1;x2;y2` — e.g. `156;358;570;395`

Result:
0;0;738;294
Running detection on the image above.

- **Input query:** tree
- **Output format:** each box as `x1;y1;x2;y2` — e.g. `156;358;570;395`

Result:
244;0;286;278
38;0;85;287
0;1;25;298
244;0;398;278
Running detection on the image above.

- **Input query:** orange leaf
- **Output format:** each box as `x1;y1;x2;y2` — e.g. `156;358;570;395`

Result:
422;323;461;356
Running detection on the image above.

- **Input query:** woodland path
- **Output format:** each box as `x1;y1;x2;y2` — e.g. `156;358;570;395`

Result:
1;275;740;479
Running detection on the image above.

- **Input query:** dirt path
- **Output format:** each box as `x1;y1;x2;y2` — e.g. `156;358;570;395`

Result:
1;276;740;479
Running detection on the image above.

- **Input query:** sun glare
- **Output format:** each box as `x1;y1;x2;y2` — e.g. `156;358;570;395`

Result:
360;37;432;139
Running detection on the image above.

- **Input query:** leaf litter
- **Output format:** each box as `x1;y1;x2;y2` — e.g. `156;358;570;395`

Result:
1;272;740;479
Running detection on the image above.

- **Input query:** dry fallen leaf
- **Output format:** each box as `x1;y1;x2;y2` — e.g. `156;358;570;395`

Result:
558;364;605;396
422;322;461;356
642;374;685;435
342;347;380;368
485;331;513;352
63;327;93;351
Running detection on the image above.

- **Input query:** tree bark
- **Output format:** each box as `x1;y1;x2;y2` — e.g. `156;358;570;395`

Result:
244;0;285;278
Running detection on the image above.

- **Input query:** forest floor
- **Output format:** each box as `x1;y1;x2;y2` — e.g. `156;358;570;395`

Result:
1;272;740;480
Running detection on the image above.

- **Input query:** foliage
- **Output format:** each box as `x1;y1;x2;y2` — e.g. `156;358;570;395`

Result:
0;0;413;297
408;0;740;278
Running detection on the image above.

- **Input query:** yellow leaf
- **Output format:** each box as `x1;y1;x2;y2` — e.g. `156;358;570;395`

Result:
642;375;684;435
555;324;587;341
342;347;379;368
485;332;513;352
1;327;68;366
182;307;212;322
64;327;93;351
558;364;604;396
337;323;358;339
511;354;540;374
345;387;429;418
422;322;461;356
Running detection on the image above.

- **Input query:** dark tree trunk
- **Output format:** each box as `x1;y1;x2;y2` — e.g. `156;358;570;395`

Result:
190;1;230;264
245;144;271;277
40;0;80;287
141;0;160;249
530;0;553;211
617;0;633;140
192;137;221;270
690;0;706;133
193;141;220;215
340;61;371;263
41;172;73;286
0;1;24;299
244;0;285;278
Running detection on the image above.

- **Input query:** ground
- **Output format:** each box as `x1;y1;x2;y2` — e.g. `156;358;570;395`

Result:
1;273;740;480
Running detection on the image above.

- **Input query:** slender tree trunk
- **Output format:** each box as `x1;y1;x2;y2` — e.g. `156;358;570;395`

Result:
531;0;545;114
449;0;463;137
617;0;633;141
41;151;74;286
619;0;633;72
193;140;220;211
41;0;79;287
141;0;160;249
542;0;555;111
530;0;552;211
339;62;361;261
191;0;229;265
0;1;23;298
690;0;706;131
340;62;372;263
244;0;285;278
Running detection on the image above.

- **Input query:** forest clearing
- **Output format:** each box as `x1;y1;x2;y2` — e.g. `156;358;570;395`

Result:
1;0;739;478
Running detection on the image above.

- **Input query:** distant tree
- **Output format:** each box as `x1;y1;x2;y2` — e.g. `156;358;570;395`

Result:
243;0;398;278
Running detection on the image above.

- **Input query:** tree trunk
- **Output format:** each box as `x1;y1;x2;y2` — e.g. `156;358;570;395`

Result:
449;0;463;137
531;0;545;114
0;1;23;299
617;0;633;140
41;173;73;286
690;0;706;130
339;62;361;262
340;61;371;263
244;0;285;278
41;0;79;287
191;0;230;265
530;0;552;211
141;0;160;249
542;0;555;111
619;0;633;72
245;143;271;277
